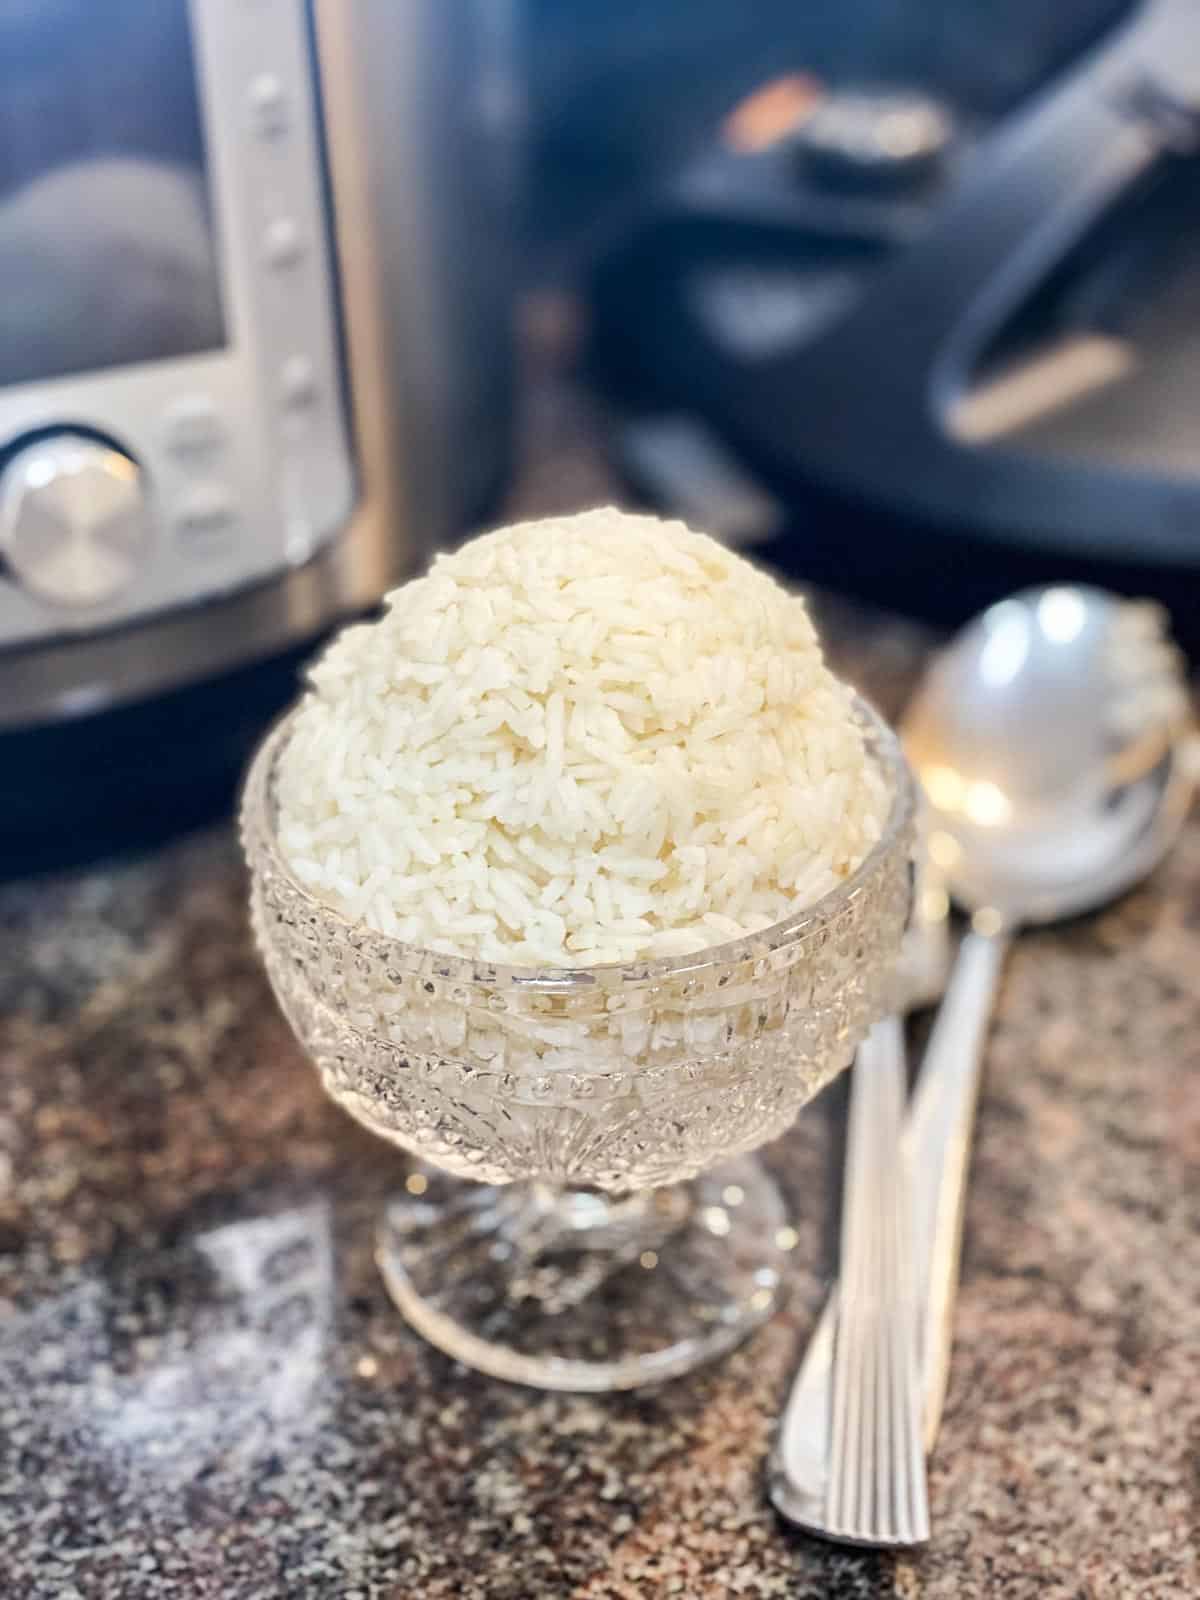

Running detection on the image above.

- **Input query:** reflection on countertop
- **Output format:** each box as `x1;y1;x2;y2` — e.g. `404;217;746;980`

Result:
1;610;1197;1599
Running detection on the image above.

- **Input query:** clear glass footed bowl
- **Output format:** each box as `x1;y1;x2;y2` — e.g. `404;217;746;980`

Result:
242;699;914;1391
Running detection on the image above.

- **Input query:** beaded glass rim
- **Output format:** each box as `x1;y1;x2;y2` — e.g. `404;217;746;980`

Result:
242;694;915;993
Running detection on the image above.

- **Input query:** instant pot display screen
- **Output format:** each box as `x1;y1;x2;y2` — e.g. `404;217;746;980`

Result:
0;0;226;387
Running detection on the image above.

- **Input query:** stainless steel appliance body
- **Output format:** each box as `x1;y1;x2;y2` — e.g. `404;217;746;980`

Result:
0;0;518;733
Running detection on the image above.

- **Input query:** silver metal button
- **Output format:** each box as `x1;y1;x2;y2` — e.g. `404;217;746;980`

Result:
163;397;224;458
263;217;304;269
280;355;318;410
248;73;288;138
175;484;236;539
0;435;151;609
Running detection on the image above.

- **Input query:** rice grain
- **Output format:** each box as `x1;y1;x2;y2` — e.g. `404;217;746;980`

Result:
275;509;887;965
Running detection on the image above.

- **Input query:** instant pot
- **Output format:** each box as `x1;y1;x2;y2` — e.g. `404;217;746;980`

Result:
588;0;1200;639
0;0;520;870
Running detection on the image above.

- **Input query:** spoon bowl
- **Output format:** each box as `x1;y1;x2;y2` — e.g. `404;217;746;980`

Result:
902;585;1192;928
896;584;1190;1450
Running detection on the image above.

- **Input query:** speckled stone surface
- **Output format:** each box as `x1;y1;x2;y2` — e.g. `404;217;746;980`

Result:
1;602;1197;1599
2;326;1198;1596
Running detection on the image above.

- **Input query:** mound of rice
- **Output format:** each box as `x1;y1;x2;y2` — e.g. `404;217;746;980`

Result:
275;509;888;965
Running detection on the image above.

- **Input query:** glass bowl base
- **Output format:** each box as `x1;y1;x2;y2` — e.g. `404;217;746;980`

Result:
375;1156;790;1392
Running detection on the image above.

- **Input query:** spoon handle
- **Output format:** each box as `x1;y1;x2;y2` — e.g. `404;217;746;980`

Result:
771;1017;929;1545
826;1016;930;1545
907;927;1009;1449
771;926;1007;1529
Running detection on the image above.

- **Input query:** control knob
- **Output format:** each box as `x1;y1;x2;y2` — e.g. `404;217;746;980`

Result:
0;434;150;609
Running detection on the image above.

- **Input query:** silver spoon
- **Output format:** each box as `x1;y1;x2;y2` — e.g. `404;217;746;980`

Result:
902;584;1192;1445
772;585;1192;1536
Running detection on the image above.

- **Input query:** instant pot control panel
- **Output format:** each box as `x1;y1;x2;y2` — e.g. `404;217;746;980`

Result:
0;0;353;646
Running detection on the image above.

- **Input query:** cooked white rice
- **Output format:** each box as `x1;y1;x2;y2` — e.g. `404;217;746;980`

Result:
275;509;888;965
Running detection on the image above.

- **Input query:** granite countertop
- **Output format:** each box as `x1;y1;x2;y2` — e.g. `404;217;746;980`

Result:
2;338;1198;1597
1;596;1197;1600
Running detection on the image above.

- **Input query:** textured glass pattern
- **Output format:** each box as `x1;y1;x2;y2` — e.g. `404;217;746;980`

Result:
242;701;914;1193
